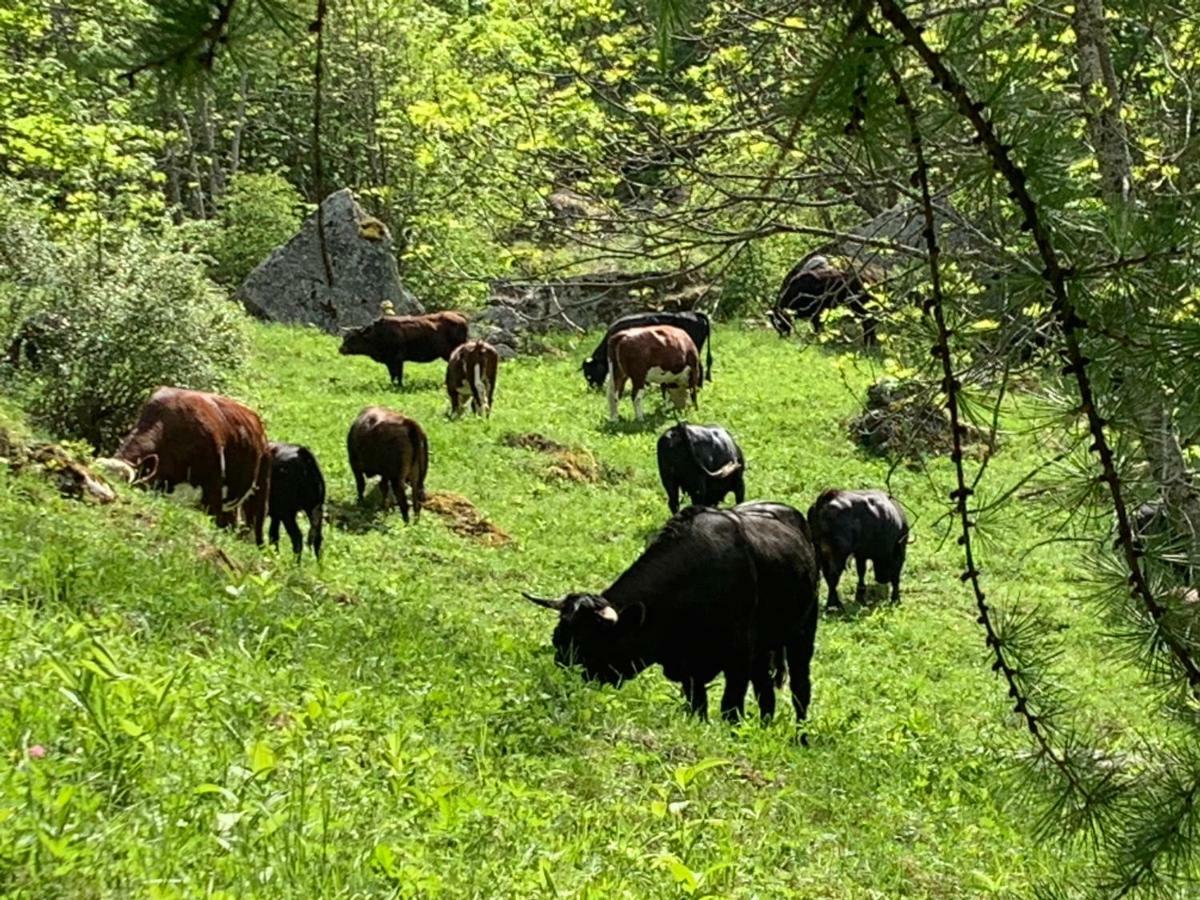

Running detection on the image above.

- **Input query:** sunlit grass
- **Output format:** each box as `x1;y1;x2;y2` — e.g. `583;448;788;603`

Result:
0;321;1153;896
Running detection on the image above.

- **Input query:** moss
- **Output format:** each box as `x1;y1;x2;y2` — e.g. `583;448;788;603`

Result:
357;216;387;241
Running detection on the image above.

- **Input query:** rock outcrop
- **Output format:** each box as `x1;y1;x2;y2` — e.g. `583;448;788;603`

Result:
235;188;422;333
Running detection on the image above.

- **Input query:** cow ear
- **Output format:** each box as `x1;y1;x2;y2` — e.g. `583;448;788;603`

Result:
522;591;566;612
615;602;647;629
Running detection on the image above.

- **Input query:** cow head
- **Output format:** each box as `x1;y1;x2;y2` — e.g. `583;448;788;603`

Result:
580;355;607;390
767;308;793;337
522;591;647;684
338;322;377;357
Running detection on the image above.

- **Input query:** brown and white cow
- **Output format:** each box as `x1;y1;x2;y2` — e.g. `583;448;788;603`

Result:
446;340;499;417
107;387;271;543
606;325;701;421
347;407;429;523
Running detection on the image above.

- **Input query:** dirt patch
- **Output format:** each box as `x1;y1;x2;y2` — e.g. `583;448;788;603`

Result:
424;490;511;546
502;432;569;454
849;377;990;460
502;431;629;485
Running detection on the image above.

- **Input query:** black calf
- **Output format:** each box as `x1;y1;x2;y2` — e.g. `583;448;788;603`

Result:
807;489;908;610
268;443;326;559
656;423;746;514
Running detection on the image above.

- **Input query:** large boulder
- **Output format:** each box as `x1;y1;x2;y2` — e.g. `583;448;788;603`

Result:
235;188;422;333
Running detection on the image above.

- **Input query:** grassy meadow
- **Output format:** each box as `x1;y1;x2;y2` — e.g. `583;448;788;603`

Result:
0;322;1149;896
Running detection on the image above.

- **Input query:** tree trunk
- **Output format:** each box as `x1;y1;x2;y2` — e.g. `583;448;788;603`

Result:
1074;0;1200;563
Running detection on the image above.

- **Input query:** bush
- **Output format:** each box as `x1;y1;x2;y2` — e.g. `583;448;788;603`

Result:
0;195;247;450
204;172;303;286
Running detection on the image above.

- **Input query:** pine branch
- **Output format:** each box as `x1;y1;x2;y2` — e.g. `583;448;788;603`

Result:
884;58;1086;797
874;0;1200;695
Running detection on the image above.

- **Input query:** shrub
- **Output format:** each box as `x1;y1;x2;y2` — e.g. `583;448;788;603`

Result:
204;172;303;286
0;194;247;450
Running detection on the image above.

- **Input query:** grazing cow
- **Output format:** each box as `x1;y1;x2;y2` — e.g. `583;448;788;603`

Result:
339;312;468;387
582;311;713;390
770;256;878;347
446;340;499;417
607;325;701;421
347;407;428;523
112;387;271;543
807;489;909;610
656;423;746;514
268;442;325;559
523;502;820;727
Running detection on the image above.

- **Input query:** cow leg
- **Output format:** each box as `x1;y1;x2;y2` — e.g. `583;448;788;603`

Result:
393;478;410;523
354;470;366;503
681;678;708;720
202;479;228;528
750;656;776;723
307;507;324;559
378;477;391;509
855;556;868;605
720;665;750;723
389;359;405;387
821;545;847;610
447;385;460;418
283;514;304;558
632;381;645;420
606;372;620;421
268;515;281;548
786;620;817;741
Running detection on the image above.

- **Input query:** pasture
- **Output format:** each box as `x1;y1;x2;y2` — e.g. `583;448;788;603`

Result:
0;323;1141;895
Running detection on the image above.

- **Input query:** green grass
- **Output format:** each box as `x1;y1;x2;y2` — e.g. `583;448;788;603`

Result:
0;322;1158;896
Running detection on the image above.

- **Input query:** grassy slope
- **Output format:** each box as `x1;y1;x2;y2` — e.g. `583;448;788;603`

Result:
0;322;1149;897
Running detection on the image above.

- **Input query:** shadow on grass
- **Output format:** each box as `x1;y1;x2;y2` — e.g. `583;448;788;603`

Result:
599;406;680;435
822;584;899;622
326;495;398;535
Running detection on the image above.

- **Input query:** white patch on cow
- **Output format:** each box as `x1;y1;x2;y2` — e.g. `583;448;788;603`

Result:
472;362;490;415
606;370;619;421
644;365;689;386
633;388;645;420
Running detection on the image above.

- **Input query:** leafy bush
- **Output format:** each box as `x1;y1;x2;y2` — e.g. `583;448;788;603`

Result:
0;192;247;450
204;172;303;286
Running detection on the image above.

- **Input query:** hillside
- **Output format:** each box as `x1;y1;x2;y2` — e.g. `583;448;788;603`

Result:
0;322;1154;896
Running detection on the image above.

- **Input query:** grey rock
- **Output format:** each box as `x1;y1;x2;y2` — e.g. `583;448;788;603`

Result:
235;188;422;333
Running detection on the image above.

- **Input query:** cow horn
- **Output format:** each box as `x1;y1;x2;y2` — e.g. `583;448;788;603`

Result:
597;604;619;624
522;591;565;611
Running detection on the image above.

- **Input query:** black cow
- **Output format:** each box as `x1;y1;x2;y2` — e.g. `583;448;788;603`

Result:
523;502;820;728
657;423;746;514
582;311;712;389
268;442;326;558
770;256;877;347
807;489;908;610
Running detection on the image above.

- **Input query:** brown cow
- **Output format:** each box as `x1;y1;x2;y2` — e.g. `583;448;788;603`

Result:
607;325;701;421
446;340;499;417
112;387;271;543
347;407;429;523
339;312;468;387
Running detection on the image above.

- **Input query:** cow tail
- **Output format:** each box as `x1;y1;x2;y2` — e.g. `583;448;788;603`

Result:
413;424;429;506
703;313;713;382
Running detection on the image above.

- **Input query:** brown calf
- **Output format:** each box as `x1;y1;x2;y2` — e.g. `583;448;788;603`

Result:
339;311;469;387
606;325;701;421
347;406;429;523
115;387;271;542
446;340;499;417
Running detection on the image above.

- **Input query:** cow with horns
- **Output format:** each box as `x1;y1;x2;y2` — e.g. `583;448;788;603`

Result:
523;502;820;731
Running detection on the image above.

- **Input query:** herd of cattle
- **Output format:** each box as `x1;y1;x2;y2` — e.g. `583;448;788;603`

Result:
90;260;912;732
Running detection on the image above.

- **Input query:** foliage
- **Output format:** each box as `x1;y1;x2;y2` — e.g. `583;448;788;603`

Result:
0;321;1146;894
202;172;303;286
0;195;246;450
